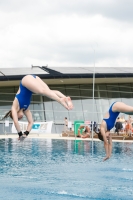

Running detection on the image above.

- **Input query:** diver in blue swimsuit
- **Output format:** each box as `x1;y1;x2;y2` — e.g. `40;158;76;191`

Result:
103;102;119;131
96;101;133;161
3;75;73;139
15;74;36;111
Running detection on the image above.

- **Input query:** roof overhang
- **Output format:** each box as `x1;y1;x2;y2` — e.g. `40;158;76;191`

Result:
0;66;133;86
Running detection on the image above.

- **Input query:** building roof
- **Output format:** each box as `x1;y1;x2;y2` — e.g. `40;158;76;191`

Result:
0;66;133;86
0;66;133;81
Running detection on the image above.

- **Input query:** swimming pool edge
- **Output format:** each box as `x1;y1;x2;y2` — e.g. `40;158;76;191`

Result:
0;134;133;143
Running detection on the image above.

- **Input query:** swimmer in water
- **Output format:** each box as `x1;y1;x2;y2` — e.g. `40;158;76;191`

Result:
2;75;73;139
95;102;133;161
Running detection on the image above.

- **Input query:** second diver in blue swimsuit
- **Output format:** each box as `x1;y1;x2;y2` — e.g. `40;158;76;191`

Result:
95;101;133;161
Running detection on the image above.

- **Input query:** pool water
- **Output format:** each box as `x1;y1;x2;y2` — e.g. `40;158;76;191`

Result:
0;138;133;200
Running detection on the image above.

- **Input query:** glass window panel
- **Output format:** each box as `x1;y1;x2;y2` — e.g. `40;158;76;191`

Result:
69;111;84;122
82;99;97;112
106;84;119;91
32;94;42;102
45;111;54;121
98;90;108;98
33;101;43;111
0;87;15;93
119;83;132;92
15;86;19;93
66;85;80;97
95;99;110;122
32;111;45;122
72;99;83;111
0;109;11;120
80;90;98;98
96;99;110;123
43;97;53;110
81;99;98;122
52;101;66;112
80;84;93;89
83;111;98;122
94;90;99;98
80;84;93;98
108;86;120;98
130;83;133;91
96;99;109;113
31;95;43;109
97;113;103;124
108;91;120;98
0;94;15;101
30;95;44;121
0;101;12;109
120;92;132;98
97;85;108;98
53;111;69;123
43;97;54;122
34;95;40;102
80;89;93;98
98;85;107;90
118;84;132;98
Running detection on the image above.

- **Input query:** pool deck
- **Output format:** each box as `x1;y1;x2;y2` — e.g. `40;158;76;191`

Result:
0;133;133;143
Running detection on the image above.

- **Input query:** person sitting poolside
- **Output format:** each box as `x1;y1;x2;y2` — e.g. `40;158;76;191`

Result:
77;125;90;138
115;117;123;135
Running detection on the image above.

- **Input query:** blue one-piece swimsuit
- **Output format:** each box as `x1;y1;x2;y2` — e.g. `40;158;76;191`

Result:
15;75;36;110
103;102;120;131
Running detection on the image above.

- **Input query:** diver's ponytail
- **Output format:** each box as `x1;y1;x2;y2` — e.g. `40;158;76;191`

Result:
94;128;104;141
2;110;12;120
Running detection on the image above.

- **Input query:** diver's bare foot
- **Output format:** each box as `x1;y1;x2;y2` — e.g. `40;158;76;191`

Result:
60;97;69;110
66;96;73;110
60;97;73;110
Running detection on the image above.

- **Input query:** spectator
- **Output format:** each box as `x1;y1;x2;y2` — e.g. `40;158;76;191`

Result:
77;125;90;138
125;120;132;137
64;117;68;132
119;115;125;132
90;121;97;132
68;121;72;131
128;115;133;123
119;115;125;123
115;117;123;135
122;120;126;132
123;116;133;137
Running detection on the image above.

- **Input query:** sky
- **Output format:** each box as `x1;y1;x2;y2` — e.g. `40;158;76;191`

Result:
0;0;133;68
